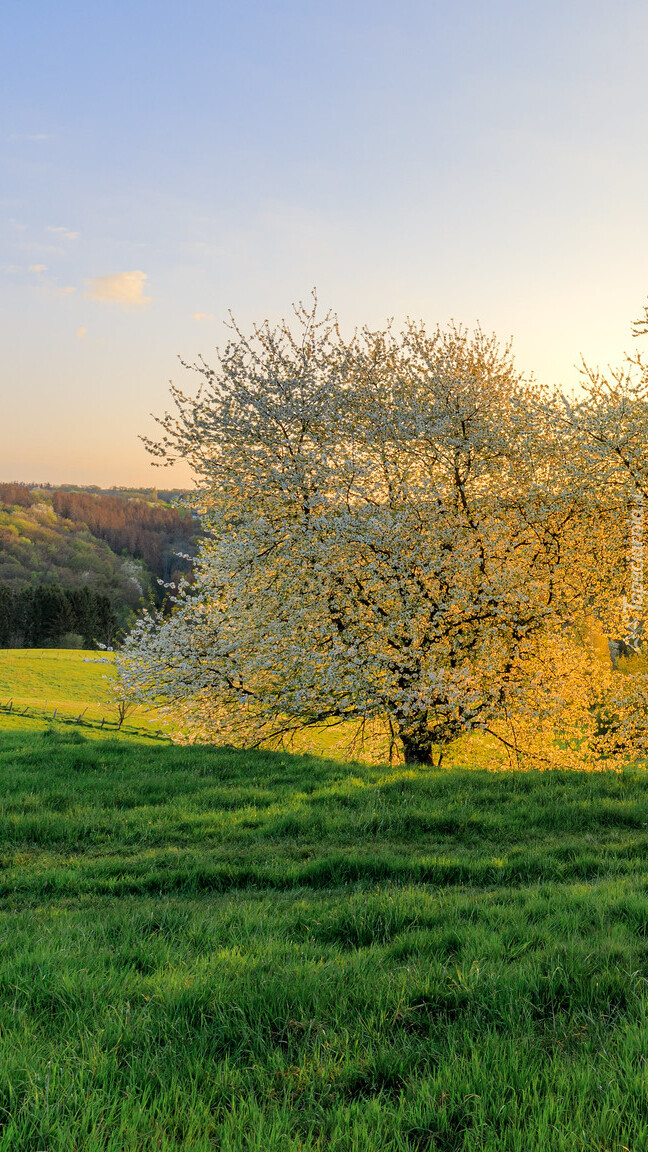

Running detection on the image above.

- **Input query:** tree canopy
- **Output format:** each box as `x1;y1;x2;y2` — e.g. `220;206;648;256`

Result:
118;299;648;766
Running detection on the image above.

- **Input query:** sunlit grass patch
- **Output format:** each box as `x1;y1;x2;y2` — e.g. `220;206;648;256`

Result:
0;648;168;739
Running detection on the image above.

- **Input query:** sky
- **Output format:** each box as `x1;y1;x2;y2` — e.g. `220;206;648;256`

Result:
2;0;648;487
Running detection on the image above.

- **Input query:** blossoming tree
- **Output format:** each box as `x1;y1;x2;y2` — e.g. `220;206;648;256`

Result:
118;299;643;765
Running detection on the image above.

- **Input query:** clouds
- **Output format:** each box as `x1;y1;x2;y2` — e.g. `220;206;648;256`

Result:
47;226;79;241
85;270;151;308
23;261;152;316
192;312;214;322
28;264;75;295
7;132;52;142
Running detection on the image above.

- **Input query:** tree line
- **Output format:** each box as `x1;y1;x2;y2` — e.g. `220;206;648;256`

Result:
0;484;36;509
0;485;199;647
51;490;197;583
0;584;117;649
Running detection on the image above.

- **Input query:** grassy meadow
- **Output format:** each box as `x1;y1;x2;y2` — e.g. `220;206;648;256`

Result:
0;649;166;739
1;653;648;1148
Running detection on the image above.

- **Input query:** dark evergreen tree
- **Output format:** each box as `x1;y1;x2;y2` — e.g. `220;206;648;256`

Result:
0;583;118;648
28;586;74;645
0;586;14;646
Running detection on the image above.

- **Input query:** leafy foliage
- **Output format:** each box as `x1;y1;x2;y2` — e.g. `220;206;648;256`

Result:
0;486;198;646
0;494;133;598
0;483;36;508
0;583;117;648
51;489;196;584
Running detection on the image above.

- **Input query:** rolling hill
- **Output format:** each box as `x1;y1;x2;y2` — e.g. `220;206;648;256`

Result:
0;483;198;646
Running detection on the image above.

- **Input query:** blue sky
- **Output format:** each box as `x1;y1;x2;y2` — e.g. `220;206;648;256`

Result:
2;0;648;485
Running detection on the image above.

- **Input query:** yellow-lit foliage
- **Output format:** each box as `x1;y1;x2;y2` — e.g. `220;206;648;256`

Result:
118;300;648;768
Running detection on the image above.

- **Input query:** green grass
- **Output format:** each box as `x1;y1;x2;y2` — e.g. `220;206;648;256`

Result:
2;729;648;1148
0;649;166;739
0;648;502;764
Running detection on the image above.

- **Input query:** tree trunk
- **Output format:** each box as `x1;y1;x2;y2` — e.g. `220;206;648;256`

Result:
399;731;443;766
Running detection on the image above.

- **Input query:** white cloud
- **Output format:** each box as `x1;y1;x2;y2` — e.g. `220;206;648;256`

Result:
192;312;214;322
28;264;74;295
8;133;52;142
85;270;151;308
47;226;79;240
76;327;87;341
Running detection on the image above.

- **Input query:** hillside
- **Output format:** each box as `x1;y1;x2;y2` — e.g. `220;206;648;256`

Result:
0;648;167;738
0;483;198;646
0;488;137;597
0;726;648;1148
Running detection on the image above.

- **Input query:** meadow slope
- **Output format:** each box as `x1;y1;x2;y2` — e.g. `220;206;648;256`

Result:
0;649;165;738
1;726;648;1150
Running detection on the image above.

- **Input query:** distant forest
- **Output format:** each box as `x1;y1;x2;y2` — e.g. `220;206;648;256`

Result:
0;584;117;649
50;490;195;583
0;483;198;649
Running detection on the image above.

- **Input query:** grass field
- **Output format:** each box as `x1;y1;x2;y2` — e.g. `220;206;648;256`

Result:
0;648;502;765
0;649;166;739
1;719;648;1149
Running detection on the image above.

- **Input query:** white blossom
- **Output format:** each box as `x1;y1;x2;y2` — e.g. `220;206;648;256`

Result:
118;298;648;767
